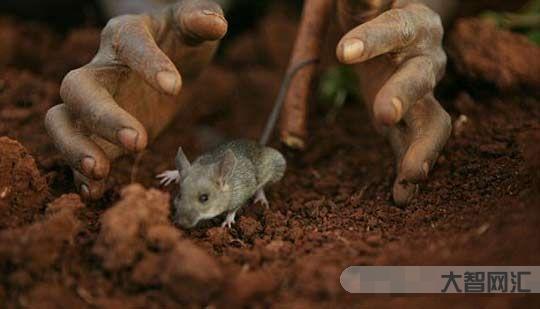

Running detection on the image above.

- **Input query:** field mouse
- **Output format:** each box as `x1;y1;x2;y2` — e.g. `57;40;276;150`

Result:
157;59;317;228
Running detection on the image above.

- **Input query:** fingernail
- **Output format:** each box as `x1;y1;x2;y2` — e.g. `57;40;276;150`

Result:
157;71;181;95
118;128;139;152
422;161;430;178
80;184;90;199
202;9;226;23
391;98;403;123
341;39;364;63
81;157;96;177
183;9;228;41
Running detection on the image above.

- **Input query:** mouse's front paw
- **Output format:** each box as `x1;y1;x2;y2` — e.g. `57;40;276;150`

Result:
221;211;237;228
156;170;180;186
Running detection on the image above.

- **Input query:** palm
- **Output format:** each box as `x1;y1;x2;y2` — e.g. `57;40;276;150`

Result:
336;0;452;205
45;0;227;199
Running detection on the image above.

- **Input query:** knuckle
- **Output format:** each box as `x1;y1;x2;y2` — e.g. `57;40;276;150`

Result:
431;48;447;81
102;15;134;36
44;105;62;129
425;58;438;89
60;69;85;100
414;57;437;90
428;16;444;41
102;15;144;53
387;9;416;45
401;157;425;182
101;17;124;40
102;17;127;54
420;5;444;40
405;4;444;42
438;50;448;72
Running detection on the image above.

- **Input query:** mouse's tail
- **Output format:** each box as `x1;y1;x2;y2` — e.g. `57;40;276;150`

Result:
259;58;319;146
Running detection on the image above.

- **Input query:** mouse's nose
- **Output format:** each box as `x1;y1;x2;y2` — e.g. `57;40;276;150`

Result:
174;209;198;229
179;218;198;229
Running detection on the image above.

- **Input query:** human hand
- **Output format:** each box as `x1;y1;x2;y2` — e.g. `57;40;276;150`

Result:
336;0;451;205
45;0;227;200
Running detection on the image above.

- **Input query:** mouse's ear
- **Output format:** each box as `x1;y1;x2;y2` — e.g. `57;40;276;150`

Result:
217;149;236;188
175;147;191;173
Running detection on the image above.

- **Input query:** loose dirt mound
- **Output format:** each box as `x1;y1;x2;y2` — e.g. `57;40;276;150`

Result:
0;193;83;306
94;184;223;303
93;184;172;270
0;137;48;228
448;18;540;93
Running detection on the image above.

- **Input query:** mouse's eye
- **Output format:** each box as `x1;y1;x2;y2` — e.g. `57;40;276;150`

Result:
198;193;209;203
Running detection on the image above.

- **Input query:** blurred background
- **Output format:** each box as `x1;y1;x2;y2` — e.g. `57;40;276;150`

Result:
0;0;530;40
0;0;303;39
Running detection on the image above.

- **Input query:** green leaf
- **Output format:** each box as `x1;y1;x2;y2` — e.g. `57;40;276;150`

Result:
479;11;505;27
318;66;359;108
527;30;540;45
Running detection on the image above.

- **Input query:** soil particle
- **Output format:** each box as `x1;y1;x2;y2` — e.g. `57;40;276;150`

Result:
0;137;48;229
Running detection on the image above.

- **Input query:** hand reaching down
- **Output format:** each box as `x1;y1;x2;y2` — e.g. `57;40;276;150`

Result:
45;0;227;200
336;0;452;206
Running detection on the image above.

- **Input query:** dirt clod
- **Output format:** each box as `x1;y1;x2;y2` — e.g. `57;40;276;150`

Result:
0;194;81;274
93;184;170;271
0;137;48;229
238;216;263;242
448;18;540;93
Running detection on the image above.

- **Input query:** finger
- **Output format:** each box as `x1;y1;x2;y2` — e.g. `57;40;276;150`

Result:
61;68;148;153
373;54;445;125
393;96;452;206
173;0;228;42
74;170;107;201
45;104;110;180
392;178;418;208
336;8;418;64
104;15;182;95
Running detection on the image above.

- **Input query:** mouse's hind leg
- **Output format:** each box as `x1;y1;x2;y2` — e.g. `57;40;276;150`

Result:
258;148;286;185
254;189;269;209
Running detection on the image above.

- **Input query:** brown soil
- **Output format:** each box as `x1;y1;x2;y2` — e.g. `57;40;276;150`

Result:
1;7;540;308
0;137;48;229
448;18;540;94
